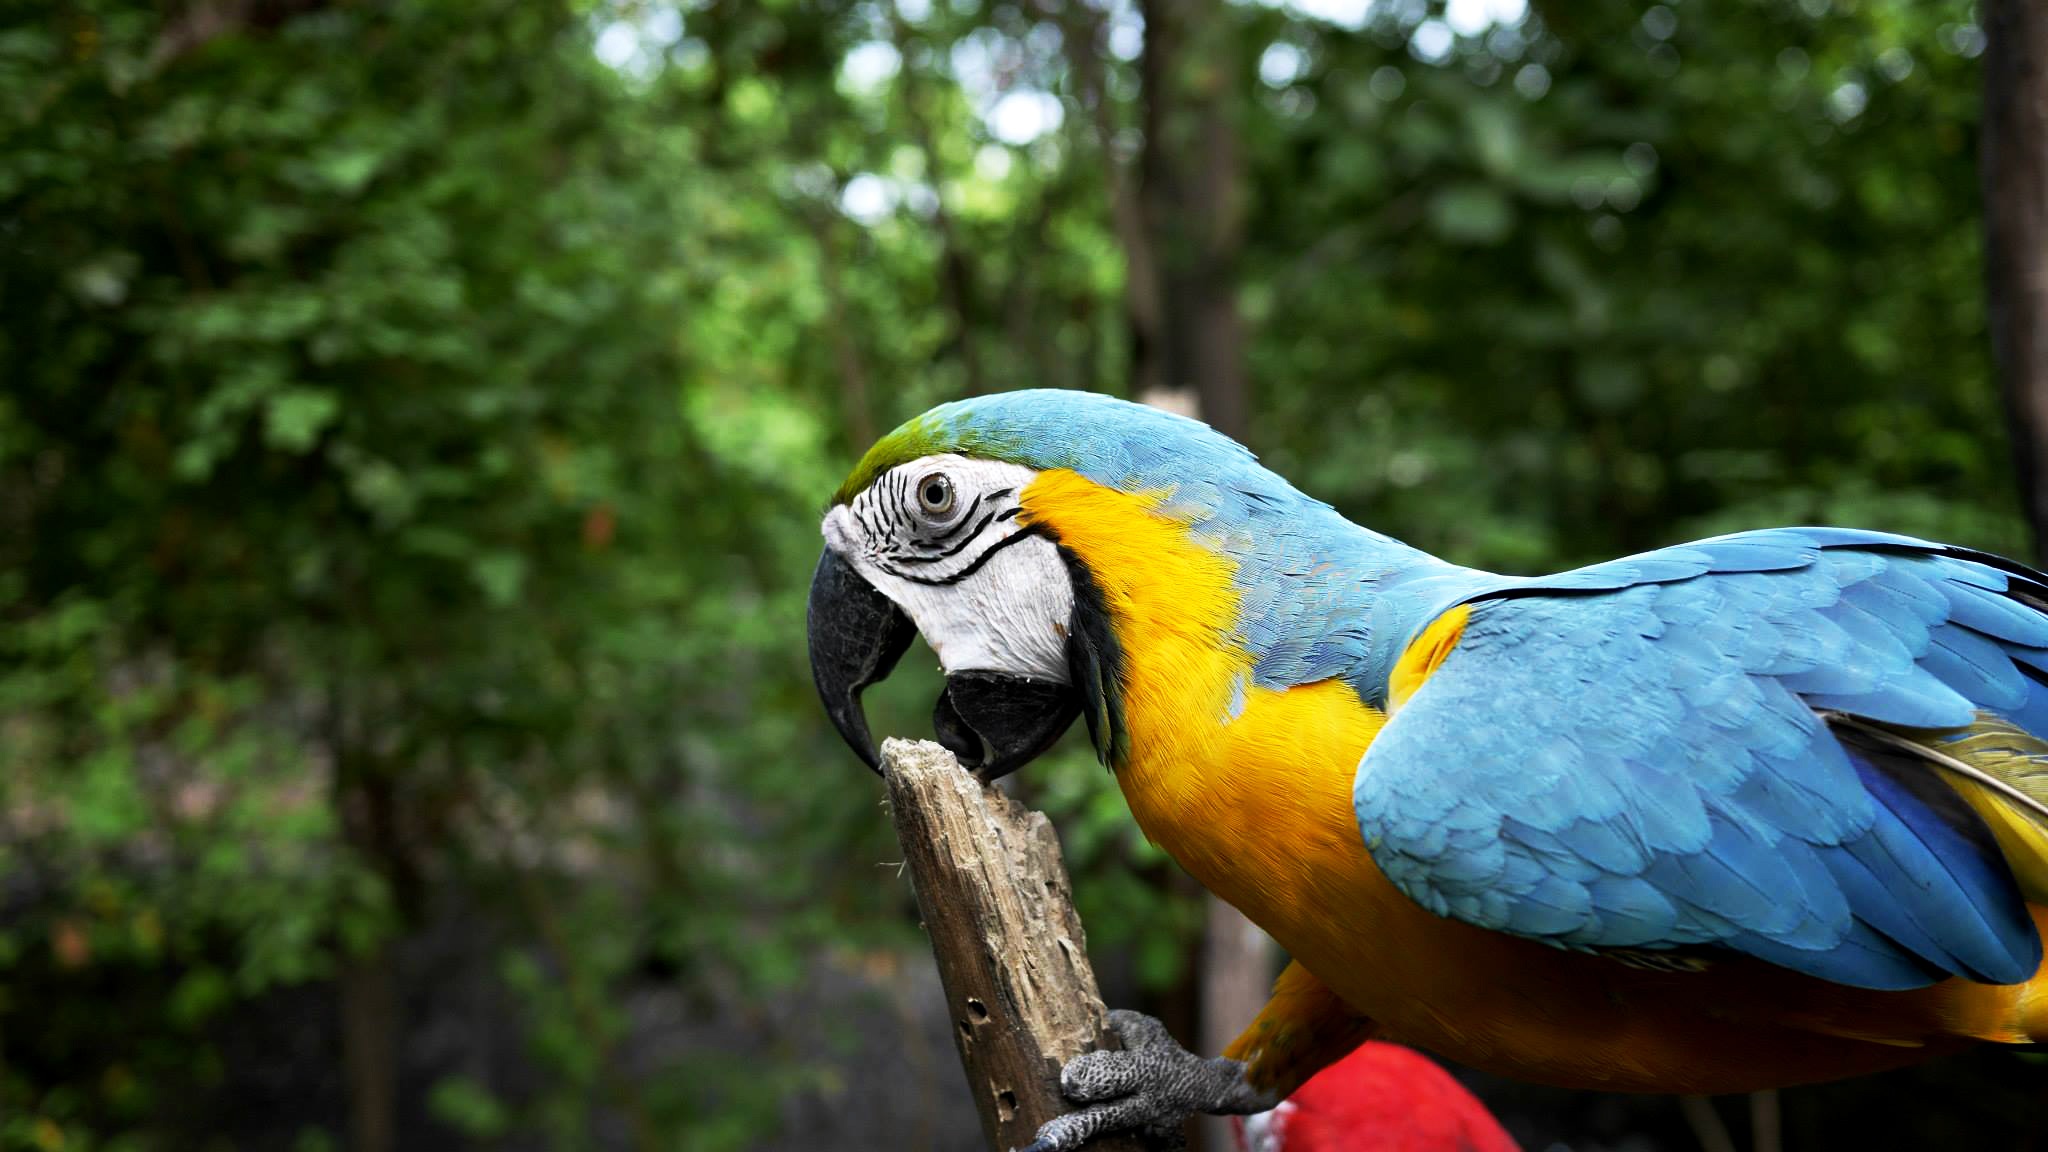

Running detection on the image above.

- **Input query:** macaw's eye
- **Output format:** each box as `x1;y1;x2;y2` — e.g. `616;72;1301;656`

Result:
917;473;955;517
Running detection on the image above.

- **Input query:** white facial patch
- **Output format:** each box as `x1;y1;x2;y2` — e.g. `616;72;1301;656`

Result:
823;455;1074;684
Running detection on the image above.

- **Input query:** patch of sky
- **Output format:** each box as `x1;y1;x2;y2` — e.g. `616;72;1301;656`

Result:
1828;79;1867;122
1101;0;1143;61
1255;0;1375;31
950;25;1065;146
988;91;1064;146
1260;41;1308;88
592;4;685;79
840;174;896;225
1410;19;1453;64
1444;0;1525;37
841;40;902;92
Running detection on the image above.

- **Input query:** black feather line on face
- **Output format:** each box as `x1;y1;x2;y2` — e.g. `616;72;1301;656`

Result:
905;490;985;546
857;497;887;543
889;524;1044;587
872;470;903;535
897;507;1000;565
1059;544;1127;768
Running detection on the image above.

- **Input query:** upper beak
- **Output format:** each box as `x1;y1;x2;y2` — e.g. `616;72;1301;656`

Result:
806;546;1081;779
807;547;917;771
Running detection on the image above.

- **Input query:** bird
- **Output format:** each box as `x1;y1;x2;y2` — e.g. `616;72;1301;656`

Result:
804;389;2048;1151
1233;1041;1519;1152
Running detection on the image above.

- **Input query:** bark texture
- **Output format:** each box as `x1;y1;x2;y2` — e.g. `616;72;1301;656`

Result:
881;738;1154;1152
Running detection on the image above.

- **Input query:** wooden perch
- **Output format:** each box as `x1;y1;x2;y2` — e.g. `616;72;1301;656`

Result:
881;738;1157;1152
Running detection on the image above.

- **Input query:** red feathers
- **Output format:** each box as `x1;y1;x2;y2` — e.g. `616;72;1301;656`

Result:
1233;1042;1518;1152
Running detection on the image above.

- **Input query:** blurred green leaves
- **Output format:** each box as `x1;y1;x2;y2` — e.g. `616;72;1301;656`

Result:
1;0;906;1144
1428;182;1515;244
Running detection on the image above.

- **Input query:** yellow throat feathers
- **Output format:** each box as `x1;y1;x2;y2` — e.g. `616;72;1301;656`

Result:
1018;469;1389;891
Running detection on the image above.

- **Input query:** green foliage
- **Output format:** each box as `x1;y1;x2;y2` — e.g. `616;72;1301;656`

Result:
0;0;2032;1147
1240;0;2018;571
2;0;898;1144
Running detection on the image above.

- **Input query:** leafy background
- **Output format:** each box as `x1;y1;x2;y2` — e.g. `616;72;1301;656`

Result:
2;0;2041;1150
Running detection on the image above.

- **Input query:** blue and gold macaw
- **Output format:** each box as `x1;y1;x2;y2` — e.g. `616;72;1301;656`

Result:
806;390;2048;1150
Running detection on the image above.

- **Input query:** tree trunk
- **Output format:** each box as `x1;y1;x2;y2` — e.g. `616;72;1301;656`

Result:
1048;0;1166;397
1984;0;2048;563
338;948;397;1152
1187;6;1246;444
333;724;409;1152
1139;0;1247;434
881;739;1159;1152
1197;897;1273;1150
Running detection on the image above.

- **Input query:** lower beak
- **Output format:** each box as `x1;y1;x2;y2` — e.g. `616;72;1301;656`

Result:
806;548;1079;778
931;671;1079;780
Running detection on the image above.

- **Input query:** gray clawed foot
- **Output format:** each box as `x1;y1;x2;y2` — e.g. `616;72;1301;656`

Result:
1018;1009;1279;1152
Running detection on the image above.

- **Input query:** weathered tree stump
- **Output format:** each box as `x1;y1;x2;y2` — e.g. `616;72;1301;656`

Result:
880;738;1155;1152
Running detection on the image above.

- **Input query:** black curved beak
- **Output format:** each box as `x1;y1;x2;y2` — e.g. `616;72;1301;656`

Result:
806;547;1080;779
807;548;917;771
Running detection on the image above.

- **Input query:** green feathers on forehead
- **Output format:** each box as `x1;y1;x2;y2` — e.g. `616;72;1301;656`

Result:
831;407;1031;505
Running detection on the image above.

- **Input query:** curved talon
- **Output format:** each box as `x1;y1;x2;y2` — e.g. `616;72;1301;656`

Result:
1021;1010;1279;1152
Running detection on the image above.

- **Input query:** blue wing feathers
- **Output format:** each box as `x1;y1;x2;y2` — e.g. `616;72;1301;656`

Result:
1937;578;2047;644
2002;667;2048;740
1805;678;1977;730
1818;846;1961;983
1921;626;2028;710
1356;527;2048;991
1829;594;1922;667
1649;819;1785;928
1733;922;1947;990
1845;738;2036;965
1584;875;1681;945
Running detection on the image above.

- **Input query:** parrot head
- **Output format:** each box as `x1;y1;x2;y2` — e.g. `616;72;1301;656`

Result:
807;388;1290;779
807;448;1082;779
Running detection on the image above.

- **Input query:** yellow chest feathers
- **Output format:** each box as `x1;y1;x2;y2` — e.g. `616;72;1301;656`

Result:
1017;470;1388;923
